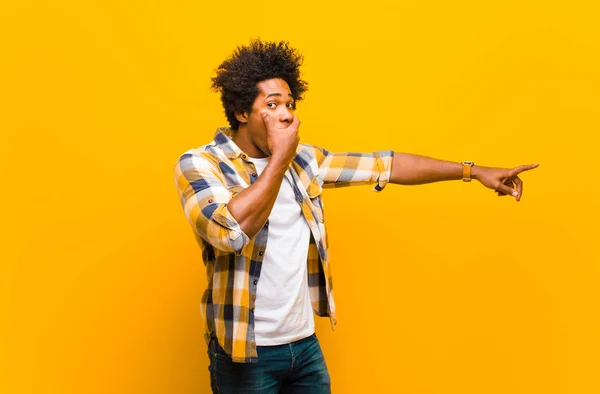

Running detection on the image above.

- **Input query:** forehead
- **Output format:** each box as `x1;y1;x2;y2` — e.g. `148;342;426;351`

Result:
256;78;292;96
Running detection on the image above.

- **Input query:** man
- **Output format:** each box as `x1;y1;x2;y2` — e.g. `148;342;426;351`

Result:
173;39;538;393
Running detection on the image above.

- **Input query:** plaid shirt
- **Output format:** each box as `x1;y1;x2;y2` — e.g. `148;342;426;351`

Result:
173;127;394;363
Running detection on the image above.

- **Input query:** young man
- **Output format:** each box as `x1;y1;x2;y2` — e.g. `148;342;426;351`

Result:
173;40;538;393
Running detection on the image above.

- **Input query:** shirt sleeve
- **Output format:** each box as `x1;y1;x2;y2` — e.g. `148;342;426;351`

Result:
313;146;395;191
173;151;250;253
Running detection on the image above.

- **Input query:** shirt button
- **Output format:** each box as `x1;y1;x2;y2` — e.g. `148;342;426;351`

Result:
251;173;257;177
208;199;213;203
264;222;269;228
241;154;247;160
253;279;258;285
258;251;264;256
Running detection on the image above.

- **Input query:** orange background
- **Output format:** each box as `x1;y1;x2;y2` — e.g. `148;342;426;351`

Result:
2;1;599;393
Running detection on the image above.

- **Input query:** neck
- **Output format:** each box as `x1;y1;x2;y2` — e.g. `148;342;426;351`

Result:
231;125;268;158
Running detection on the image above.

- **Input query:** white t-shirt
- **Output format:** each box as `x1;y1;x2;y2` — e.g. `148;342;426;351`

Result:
248;157;315;346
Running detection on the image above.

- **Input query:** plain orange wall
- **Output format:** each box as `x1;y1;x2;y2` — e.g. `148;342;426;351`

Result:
2;1;600;393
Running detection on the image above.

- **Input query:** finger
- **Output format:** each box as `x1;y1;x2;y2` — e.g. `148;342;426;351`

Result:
496;179;513;196
260;110;274;130
290;114;300;130
496;182;518;198
514;176;523;202
496;187;509;196
511;163;539;176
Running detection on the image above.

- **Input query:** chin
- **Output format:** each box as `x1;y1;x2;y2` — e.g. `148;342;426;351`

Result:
261;148;272;157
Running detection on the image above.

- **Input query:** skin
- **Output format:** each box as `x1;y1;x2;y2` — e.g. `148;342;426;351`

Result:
228;78;539;239
227;79;301;239
389;153;539;199
231;78;298;160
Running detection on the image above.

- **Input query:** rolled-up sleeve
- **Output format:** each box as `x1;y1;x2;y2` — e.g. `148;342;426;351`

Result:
174;151;250;253
314;147;395;192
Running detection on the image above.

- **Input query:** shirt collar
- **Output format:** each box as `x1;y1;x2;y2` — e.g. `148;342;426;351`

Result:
213;127;246;160
213;126;322;198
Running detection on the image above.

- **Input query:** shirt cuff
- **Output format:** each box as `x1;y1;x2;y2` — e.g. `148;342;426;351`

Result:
211;203;250;253
372;150;394;192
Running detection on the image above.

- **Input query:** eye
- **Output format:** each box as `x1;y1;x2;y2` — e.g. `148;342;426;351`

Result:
286;102;296;109
267;102;276;108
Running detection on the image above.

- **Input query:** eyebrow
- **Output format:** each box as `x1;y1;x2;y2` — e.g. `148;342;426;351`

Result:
265;93;294;100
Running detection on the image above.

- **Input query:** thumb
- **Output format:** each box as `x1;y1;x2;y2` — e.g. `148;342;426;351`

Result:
496;183;518;197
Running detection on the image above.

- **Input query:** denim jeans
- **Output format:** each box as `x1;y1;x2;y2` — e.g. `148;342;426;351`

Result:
207;333;331;393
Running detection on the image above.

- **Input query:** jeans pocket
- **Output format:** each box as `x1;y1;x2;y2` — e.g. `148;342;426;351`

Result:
209;336;232;361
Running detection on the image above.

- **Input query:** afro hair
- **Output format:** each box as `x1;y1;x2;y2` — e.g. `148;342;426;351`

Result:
211;39;308;130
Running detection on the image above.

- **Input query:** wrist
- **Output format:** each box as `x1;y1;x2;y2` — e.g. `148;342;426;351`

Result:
265;155;290;176
471;164;482;181
270;151;294;166
461;161;477;182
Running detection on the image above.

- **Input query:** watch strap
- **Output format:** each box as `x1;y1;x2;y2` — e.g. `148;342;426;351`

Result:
462;161;475;182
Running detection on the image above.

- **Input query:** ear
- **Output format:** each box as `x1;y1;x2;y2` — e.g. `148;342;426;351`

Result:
234;110;249;124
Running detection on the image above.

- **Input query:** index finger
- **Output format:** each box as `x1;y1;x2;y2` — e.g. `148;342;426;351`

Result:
511;163;539;176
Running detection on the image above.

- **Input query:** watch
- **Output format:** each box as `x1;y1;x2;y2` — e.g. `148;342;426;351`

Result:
462;161;476;182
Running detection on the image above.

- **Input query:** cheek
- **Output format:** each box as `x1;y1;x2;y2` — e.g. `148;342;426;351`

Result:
248;115;268;143
249;115;266;134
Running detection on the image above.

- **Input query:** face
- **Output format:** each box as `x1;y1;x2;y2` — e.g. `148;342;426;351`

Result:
235;78;296;157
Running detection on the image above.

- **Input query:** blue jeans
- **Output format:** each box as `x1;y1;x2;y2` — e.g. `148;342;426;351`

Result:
207;333;331;393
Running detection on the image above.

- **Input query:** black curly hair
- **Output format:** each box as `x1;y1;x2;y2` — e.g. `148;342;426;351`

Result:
211;39;308;130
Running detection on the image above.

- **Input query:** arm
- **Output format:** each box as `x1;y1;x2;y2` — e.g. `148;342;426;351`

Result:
174;152;251;253
175;114;301;250
390;153;539;201
228;112;301;238
315;148;395;191
174;149;294;252
178;114;301;251
227;157;288;239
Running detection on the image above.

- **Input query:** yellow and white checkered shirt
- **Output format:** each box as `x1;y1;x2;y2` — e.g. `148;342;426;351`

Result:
174;127;394;363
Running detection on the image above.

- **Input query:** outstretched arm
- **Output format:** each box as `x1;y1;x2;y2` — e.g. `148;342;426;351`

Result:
390;153;539;202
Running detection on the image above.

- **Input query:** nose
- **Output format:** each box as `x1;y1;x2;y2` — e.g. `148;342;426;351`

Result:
279;106;293;124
